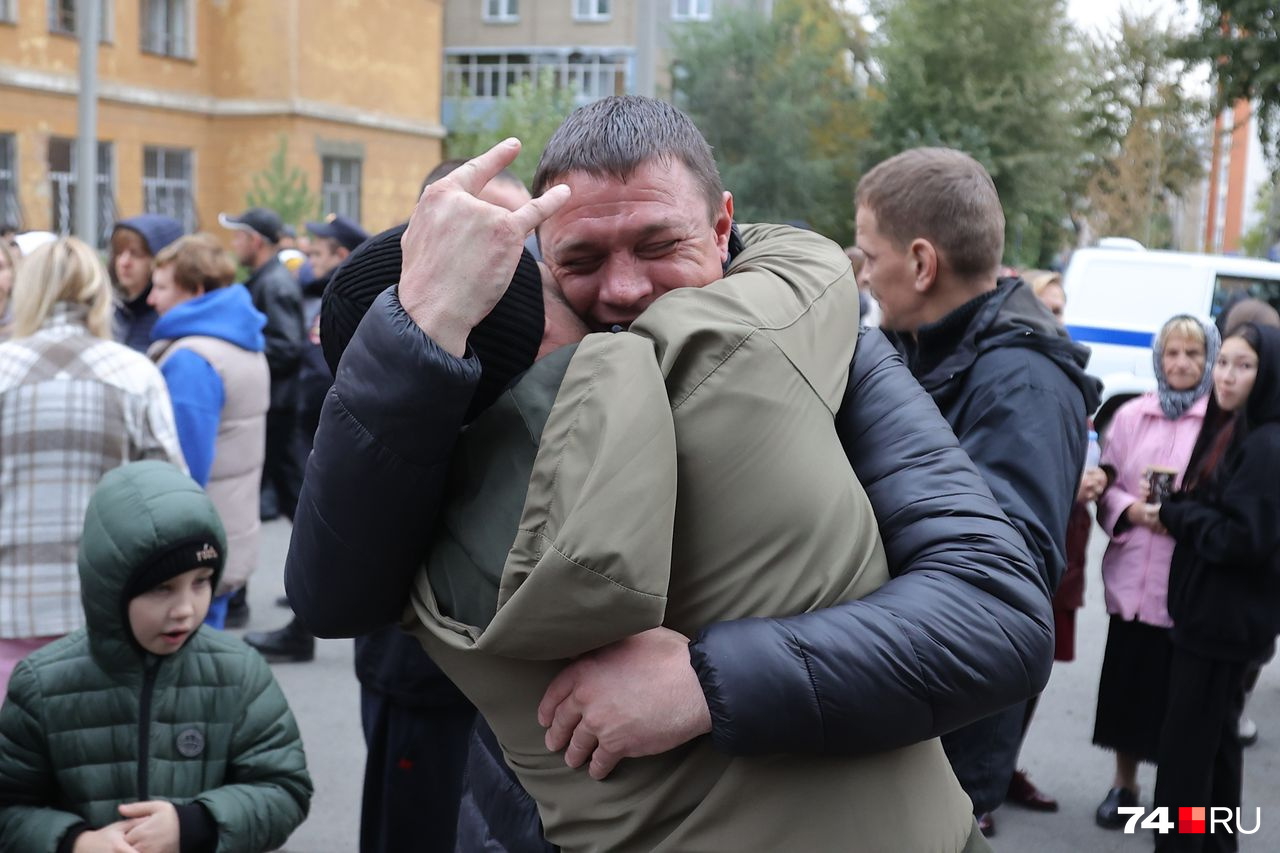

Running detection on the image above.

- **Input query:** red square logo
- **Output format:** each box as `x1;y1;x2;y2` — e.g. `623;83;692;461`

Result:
1179;807;1206;834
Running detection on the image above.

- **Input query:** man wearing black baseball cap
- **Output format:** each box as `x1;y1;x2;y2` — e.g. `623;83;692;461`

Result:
219;207;306;635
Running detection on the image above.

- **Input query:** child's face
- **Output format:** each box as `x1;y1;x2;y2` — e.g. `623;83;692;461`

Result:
128;567;214;655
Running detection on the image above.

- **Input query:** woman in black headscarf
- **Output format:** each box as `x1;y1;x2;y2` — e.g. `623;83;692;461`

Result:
1152;323;1280;852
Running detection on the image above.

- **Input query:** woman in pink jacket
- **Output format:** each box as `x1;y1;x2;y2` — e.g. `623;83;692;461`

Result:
1092;314;1220;829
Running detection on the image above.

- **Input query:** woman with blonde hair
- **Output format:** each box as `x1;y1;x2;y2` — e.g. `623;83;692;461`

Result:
0;237;184;692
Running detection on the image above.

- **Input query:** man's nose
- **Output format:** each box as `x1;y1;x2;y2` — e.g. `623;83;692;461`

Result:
599;256;654;308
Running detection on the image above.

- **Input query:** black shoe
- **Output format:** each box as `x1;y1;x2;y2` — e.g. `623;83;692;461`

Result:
224;587;250;629
977;812;995;837
1095;786;1138;829
244;618;315;663
274;595;291;609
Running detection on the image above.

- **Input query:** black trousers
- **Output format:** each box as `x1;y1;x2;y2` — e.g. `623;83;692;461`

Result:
263;407;304;521
941;699;1026;815
359;688;475;853
1153;647;1247;853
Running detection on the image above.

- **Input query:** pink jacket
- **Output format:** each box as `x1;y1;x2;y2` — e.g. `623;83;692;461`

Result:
1097;392;1208;627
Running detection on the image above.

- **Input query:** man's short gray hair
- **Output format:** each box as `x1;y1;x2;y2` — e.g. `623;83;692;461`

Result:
532;95;724;222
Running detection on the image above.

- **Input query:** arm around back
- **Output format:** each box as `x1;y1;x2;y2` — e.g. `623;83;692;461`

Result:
159;349;225;487
689;328;1052;756
284;288;482;637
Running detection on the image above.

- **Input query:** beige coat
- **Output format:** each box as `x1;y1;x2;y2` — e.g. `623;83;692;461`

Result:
151;335;269;591
409;225;973;852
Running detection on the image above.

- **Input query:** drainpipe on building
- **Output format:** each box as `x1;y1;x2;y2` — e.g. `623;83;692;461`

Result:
75;0;101;246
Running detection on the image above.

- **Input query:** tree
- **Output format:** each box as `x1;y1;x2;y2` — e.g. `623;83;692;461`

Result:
1079;13;1207;248
446;71;576;190
667;0;871;243
245;136;318;228
1183;0;1280;162
865;0;1084;266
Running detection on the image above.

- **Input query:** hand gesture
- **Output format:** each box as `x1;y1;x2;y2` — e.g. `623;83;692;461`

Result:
72;822;140;853
118;801;180;853
538;627;712;781
398;138;571;356
1076;467;1107;503
1125;501;1167;536
1136;471;1152;503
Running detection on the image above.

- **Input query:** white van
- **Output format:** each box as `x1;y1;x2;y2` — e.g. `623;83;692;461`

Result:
1062;246;1280;430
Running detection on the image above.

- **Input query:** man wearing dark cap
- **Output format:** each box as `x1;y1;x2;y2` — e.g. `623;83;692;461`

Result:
220;208;306;641
242;214;371;662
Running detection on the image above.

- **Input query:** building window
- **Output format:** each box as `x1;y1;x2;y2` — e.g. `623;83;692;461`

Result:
0;134;20;229
671;0;711;21
140;0;191;58
483;0;518;22
573;0;610;21
321;156;361;222
143;146;196;232
48;137;116;248
49;0;112;40
445;51;628;103
0;0;17;24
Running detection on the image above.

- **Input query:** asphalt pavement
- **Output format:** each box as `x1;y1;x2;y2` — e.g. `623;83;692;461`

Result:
243;519;1280;852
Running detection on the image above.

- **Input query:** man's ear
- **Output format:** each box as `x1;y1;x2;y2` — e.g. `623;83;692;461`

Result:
714;191;734;263
909;238;939;293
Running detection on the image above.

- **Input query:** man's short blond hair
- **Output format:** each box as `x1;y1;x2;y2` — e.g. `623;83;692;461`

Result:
856;147;1005;279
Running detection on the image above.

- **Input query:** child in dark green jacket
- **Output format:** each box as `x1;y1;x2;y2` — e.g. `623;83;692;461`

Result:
0;461;312;853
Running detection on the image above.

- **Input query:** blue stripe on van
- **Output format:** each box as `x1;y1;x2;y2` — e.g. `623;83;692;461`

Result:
1065;325;1154;348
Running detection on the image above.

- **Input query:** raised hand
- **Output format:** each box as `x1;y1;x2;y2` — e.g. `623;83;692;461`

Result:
398;138;571;356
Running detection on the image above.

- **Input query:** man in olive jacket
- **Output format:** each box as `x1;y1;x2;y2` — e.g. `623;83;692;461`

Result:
0;461;311;853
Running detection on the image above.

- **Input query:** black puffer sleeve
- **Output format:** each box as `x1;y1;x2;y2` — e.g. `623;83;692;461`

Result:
689;328;1052;756
284;287;481;637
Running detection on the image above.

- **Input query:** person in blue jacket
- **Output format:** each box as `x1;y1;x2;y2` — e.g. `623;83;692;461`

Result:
145;234;271;629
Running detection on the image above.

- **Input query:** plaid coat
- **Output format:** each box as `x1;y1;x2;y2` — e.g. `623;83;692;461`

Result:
0;303;184;639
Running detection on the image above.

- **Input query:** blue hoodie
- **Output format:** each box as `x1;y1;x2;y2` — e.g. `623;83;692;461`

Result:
151;285;266;486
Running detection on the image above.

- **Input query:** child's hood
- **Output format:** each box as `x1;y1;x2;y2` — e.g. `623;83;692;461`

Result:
78;461;227;664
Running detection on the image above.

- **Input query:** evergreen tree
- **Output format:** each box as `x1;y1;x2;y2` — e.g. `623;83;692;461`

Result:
245;136;318;228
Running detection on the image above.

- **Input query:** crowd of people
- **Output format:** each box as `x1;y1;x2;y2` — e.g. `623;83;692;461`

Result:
0;94;1276;853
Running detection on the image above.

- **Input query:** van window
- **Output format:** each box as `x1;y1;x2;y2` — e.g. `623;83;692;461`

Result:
1212;275;1280;324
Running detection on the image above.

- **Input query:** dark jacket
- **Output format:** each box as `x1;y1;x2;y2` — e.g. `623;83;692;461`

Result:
907;278;1101;592
0;461;311;853
1161;324;1280;662
298;270;333;418
244;256;305;411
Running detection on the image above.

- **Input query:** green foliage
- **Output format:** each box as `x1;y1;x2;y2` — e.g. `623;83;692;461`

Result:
1079;12;1207;248
865;0;1085;266
1241;180;1280;258
667;0;870;243
1182;0;1280;163
446;71;576;189
245;136;318;228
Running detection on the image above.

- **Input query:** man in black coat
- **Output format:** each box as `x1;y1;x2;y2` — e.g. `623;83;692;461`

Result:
288;101;1053;847
855;147;1102;834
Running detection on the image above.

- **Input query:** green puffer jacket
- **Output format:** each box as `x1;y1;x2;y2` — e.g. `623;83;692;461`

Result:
0;461;312;853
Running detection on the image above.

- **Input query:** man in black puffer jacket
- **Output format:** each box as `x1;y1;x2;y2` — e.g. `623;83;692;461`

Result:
855;147;1102;833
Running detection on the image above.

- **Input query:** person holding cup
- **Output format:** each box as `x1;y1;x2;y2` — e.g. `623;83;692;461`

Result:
1091;314;1220;828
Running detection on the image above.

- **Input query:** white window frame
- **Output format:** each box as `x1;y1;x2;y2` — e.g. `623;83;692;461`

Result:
0;134;21;229
143;146;197;232
140;0;193;59
48;0;113;42
321;156;362;222
573;0;610;22
671;0;711;21
483;0;518;23
48;137;116;248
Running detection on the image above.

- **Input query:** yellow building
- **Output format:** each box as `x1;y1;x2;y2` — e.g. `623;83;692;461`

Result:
0;0;445;245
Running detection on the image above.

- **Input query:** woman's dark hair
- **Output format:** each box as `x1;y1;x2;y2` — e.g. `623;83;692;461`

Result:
1181;324;1263;492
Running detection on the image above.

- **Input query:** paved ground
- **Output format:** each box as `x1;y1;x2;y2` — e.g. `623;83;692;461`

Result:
245;519;1280;852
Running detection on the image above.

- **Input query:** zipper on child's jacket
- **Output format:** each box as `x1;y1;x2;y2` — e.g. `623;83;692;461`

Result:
136;656;162;800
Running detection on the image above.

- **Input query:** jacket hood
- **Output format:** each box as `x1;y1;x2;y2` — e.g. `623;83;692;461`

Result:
1245;323;1280;426
151;284;266;352
919;277;1103;414
78;461;227;670
115;214;184;256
